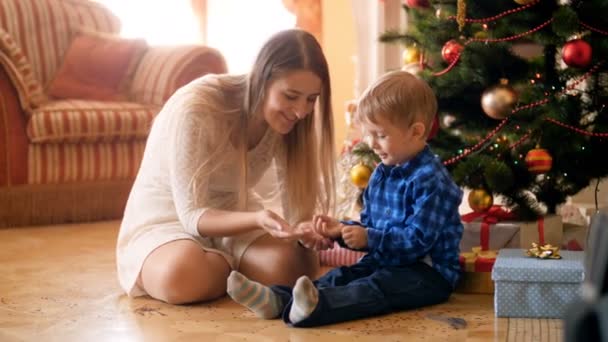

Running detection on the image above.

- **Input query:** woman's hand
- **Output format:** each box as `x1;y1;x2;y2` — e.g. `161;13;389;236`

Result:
295;221;334;250
342;225;368;250
256;209;303;240
312;214;343;239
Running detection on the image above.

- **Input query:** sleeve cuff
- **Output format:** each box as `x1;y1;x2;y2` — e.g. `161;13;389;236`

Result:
366;228;382;251
340;220;361;226
184;207;209;237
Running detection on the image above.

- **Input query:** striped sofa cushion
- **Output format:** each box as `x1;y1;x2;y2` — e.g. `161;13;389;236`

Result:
318;243;367;267
27;100;159;143
27;140;146;185
130;45;227;106
0;0;120;90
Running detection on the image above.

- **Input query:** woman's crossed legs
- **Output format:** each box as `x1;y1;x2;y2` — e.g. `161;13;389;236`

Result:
137;235;319;304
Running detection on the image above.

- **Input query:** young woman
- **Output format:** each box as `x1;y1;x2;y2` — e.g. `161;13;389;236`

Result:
116;29;336;304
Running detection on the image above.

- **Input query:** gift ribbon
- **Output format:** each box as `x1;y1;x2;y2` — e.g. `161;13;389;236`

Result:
537;216;545;245
459;249;497;272
526;242;561;259
461;205;515;251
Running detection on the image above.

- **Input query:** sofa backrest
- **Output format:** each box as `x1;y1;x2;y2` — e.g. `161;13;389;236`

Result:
0;0;120;88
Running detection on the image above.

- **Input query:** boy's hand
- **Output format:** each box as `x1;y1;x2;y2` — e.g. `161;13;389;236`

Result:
313;214;343;239
295;221;334;250
342;225;368;250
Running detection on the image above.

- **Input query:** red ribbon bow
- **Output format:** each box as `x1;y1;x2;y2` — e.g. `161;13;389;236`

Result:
461;205;516;251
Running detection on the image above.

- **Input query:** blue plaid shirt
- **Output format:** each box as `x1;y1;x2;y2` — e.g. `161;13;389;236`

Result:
341;145;463;288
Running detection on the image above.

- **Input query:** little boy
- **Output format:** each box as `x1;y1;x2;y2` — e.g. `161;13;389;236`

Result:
226;70;464;327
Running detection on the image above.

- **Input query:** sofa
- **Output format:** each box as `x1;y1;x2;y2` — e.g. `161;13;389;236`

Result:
0;0;227;227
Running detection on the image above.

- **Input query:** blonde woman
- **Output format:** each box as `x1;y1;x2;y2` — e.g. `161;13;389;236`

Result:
116;29;336;304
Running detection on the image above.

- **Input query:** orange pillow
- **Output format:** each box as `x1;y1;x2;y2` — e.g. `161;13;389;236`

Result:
48;31;147;101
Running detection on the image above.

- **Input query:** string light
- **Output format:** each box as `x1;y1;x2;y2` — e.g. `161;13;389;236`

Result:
443;61;604;165
433;19;554;77
446;0;540;24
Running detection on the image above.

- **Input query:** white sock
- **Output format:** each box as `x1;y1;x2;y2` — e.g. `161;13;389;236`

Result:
226;271;283;319
288;275;319;323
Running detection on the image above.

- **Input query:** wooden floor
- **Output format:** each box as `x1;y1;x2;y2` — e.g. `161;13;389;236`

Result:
0;221;563;342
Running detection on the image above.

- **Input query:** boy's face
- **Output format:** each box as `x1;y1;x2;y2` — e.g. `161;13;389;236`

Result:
362;115;426;166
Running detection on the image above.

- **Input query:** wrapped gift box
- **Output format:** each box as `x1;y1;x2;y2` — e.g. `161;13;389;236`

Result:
318;242;366;267
461;208;562;252
562;223;588;251
456;247;497;294
558;202;608;226
517;215;563;249
492;249;584;318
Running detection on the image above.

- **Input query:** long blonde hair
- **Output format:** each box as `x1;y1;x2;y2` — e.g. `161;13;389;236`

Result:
181;30;335;223
240;29;336;223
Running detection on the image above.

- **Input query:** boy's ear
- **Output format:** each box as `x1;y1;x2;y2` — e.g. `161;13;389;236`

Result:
411;122;426;140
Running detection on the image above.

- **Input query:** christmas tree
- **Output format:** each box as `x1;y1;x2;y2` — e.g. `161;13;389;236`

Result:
372;0;608;219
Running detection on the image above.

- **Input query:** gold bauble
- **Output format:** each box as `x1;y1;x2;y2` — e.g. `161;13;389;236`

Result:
474;31;488;40
481;79;518;120
468;189;493;213
350;163;372;189
402;46;421;65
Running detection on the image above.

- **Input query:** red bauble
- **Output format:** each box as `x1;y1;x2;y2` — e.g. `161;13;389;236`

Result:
525;148;553;174
403;0;430;8
441;40;464;64
562;39;592;68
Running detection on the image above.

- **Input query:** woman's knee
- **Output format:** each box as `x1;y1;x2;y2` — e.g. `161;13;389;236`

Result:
140;240;230;304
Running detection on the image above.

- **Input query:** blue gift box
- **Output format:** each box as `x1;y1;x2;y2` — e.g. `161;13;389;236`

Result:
491;248;585;318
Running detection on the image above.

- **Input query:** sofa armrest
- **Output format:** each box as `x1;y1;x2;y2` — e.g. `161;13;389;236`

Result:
0;29;46;112
0;63;30;186
129;45;227;106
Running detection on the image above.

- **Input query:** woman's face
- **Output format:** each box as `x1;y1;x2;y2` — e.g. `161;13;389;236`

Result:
262;70;322;135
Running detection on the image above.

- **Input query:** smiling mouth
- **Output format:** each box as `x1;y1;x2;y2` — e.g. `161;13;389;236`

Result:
282;112;297;123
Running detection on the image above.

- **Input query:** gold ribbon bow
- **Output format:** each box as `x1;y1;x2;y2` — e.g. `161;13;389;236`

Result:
526;243;562;259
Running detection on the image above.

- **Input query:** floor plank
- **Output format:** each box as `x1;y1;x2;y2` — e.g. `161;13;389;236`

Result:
0;221;561;341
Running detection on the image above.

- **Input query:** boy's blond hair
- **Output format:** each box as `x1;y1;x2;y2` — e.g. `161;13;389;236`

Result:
356;71;437;137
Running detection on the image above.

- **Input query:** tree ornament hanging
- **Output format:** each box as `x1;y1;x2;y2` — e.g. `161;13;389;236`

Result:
468;189;493;212
350;162;373;189
513;0;536;5
562;39;592;68
402;45;421;65
456;0;466;31
441;40;463;64
403;0;430;9
525;147;553;174
481;79;518;120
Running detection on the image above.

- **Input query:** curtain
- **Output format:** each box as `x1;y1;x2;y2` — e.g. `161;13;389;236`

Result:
191;0;207;43
281;0;322;42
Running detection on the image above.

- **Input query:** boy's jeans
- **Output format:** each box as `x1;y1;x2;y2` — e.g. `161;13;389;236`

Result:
271;256;453;327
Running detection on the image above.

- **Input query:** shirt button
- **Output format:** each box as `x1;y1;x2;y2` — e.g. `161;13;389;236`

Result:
385;209;391;215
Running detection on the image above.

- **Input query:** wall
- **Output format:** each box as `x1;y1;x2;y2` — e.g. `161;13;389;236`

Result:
322;0;405;153
321;0;356;153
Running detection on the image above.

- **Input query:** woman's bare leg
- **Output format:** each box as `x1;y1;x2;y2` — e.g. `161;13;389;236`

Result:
137;239;231;304
238;235;319;286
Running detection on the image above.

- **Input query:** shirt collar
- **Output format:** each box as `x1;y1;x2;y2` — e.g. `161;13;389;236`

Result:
377;145;434;178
